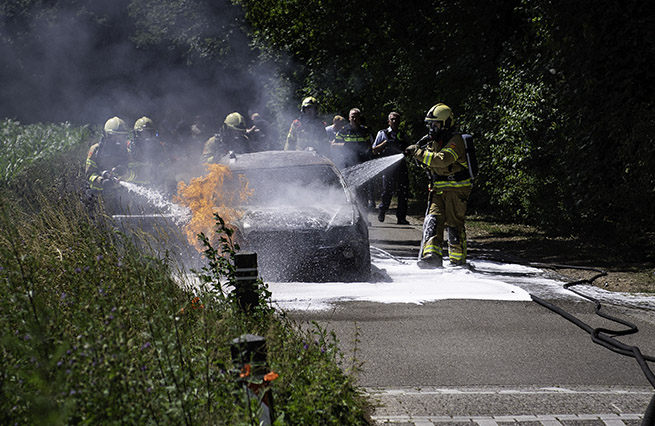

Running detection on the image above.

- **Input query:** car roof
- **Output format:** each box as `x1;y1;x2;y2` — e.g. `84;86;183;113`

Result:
219;150;337;171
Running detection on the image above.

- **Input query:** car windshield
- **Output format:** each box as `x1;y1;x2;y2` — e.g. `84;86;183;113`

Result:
235;164;350;207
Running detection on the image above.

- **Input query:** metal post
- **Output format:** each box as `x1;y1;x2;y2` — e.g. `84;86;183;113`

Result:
234;252;259;311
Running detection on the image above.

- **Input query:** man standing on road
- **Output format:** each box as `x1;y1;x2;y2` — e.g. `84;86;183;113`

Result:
404;103;472;268
372;111;410;224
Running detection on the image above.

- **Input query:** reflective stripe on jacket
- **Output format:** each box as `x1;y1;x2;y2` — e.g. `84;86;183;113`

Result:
414;132;471;191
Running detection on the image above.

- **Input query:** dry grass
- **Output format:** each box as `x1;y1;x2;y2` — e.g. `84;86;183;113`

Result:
465;215;655;294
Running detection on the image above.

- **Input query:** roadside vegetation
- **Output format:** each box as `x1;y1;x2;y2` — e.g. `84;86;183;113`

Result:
0;121;370;425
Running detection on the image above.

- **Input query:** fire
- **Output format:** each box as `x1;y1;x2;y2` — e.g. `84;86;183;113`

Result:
174;163;253;251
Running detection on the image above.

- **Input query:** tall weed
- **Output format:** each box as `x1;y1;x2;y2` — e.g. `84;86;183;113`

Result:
0;119;91;183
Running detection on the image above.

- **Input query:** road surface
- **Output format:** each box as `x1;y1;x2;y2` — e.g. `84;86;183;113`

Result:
276;210;655;425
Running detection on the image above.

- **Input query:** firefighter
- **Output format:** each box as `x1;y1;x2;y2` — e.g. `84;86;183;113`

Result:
85;116;137;214
128;116;172;189
85;116;135;193
202;112;254;163
404;104;472;268
284;96;330;157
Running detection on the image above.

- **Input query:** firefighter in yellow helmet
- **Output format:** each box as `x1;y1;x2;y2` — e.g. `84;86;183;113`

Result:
84;116;138;214
127;116;172;188
284;96;330;157
202;112;254;163
85;116;135;193
404;103;472;268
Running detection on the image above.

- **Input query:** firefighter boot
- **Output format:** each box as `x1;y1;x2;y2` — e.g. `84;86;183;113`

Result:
417;254;443;269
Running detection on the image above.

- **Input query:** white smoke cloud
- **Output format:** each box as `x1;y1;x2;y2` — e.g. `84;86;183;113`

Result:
0;0;279;133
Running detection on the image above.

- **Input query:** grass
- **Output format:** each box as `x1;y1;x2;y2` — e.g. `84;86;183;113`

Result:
0;121;371;425
0;118;91;183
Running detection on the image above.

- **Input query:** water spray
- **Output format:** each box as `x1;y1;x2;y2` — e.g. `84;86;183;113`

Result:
341;153;405;189
118;181;190;224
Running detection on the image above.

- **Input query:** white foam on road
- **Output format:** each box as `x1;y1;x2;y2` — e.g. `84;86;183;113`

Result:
268;257;568;311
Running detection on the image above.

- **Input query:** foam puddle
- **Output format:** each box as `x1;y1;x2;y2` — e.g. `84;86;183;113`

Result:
267;257;556;311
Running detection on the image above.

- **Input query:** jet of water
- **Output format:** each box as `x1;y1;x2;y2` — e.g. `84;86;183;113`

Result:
341;153;405;189
118;181;191;222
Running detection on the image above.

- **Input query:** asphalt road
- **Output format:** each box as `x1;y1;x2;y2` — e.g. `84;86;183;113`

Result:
289;210;655;425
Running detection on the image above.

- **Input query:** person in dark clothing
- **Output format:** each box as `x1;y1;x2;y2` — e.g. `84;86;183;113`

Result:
372;112;410;224
284;97;330;157
250;112;279;150
334;108;376;210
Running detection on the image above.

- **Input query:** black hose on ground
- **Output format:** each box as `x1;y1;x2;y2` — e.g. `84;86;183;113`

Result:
527;262;655;425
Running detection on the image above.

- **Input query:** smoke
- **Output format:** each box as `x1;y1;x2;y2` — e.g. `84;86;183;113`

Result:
0;0;277;133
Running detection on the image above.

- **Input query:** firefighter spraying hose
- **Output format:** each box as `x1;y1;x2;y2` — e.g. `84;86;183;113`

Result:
404;103;477;269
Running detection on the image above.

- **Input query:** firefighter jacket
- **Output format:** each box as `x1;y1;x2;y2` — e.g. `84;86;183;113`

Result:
284;116;330;156
202;132;253;163
127;138;171;187
334;124;373;168
412;131;472;192
85;140;136;192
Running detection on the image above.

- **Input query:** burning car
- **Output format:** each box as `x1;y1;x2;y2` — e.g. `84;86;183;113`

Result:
218;150;371;282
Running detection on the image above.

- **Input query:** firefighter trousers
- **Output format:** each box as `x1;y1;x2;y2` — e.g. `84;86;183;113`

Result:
421;188;470;264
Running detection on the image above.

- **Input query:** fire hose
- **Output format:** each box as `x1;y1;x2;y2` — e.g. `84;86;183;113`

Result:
527;263;655;425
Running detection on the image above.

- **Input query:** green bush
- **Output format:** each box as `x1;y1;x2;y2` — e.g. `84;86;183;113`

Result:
462;65;567;229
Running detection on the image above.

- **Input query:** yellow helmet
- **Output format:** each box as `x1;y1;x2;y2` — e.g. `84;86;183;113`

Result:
103;117;130;136
425;103;454;128
301;96;318;110
223;112;247;132
134;116;156;133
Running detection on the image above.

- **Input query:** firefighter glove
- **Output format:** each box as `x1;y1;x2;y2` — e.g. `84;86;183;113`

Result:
404;144;419;157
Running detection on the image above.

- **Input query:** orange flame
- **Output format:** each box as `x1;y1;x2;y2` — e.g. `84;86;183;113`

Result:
174;163;253;251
